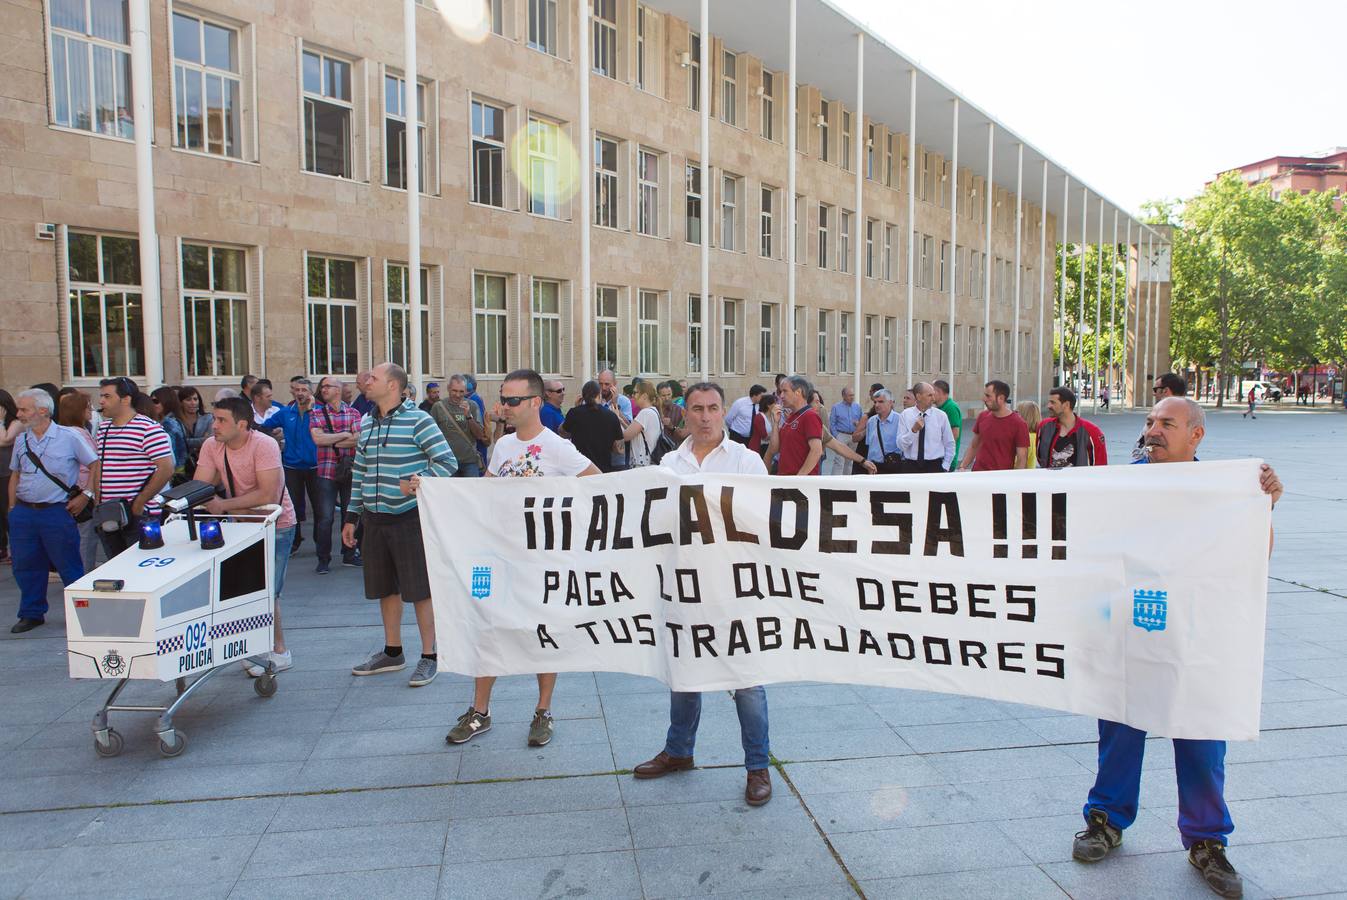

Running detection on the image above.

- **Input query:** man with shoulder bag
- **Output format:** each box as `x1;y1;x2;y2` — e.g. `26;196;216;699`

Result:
6;389;97;633
863;389;905;475
87;378;175;559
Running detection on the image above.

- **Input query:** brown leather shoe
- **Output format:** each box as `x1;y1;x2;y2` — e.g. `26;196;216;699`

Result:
745;768;772;806
633;750;695;779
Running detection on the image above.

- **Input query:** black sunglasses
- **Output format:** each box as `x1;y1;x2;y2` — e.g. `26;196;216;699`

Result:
499;395;538;407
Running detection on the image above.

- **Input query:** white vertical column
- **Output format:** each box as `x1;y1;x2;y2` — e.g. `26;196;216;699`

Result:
946;99;958;388
852;33;864;399
904;69;916;389
980;123;993;382
405;0;422;392
1036;159;1047;400
1010;142;1023;399
578;0;592;381
699;0;710;382
128;0;162;386
1076;185;1086;392
1142;234;1152;403
786;0;797;372
1093;198;1102;412
1108;210;1118;411
1122;220;1131;405
1152;244;1162;384
1057;175;1069;386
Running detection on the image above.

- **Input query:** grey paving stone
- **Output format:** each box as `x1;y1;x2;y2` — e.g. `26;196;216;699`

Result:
0;771;131;813
1017;714;1104;745
442;807;632;863
761;702;890;734
447;773;622;818
118;761;305;805
804;783;984;833
1257;677;1343;703
0;808;99;851
635;834;849;898
782;754;947;795
1151;792;1347;844
22;835;260;899
626;794;816;849
439;849;643;900
830;821;1030;880
1258;697;1347;729
231;865;442;899
868;695;1014;727
242;820;447;879
75;797;282;844
455;736;616;781
1225;725;1347;764
295;751;460;791
895;719;1054;753
926;744;1093;783
0;848;62;900
268;785;454;833
308;725;466;760
769;726;912;762
1038;849;1274;900
860;864;1069;899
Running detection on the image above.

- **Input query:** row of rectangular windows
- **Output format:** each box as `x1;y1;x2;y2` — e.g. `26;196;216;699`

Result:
44;0;1031;224
62;230;1035;384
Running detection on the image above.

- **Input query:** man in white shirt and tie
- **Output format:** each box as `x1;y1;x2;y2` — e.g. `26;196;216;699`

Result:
723;384;767;444
898;382;956;473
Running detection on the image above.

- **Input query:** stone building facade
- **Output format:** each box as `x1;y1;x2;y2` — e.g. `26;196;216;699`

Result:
2;0;1071;404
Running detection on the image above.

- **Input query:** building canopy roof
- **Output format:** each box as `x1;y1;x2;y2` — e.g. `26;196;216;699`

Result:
648;0;1165;246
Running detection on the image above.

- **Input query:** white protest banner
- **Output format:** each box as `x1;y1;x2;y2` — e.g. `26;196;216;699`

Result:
423;459;1270;740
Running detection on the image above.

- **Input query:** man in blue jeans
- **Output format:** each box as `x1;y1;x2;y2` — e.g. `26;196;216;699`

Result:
310;377;363;569
6;389;97;633
631;382;773;806
1072;397;1283;899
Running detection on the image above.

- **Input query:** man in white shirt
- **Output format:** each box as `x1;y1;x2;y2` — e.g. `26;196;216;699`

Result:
444;368;600;750
723;384;767;444
631;381;773;808
898;382;956;473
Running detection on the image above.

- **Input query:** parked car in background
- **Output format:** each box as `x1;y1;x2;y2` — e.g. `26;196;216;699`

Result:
1246;381;1282;402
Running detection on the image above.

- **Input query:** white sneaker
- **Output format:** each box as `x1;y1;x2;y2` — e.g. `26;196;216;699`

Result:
244;650;292;678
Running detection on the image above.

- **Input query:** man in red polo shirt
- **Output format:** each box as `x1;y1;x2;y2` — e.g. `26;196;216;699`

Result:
775;375;824;476
1038;386;1108;469
956;380;1029;472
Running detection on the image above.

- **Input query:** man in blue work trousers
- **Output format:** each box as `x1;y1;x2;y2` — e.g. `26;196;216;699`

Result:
1071;396;1283;900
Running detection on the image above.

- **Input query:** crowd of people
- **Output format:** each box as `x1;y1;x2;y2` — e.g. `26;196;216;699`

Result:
0;364;1282;898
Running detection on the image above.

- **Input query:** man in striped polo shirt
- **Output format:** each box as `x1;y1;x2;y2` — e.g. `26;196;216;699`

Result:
88;378;175;559
343;363;457;688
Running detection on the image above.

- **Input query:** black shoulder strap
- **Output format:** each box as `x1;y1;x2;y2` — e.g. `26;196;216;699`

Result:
222;447;237;498
22;433;75;496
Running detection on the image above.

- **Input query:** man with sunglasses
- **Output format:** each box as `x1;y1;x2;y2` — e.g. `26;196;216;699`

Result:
446;368;599;749
344;363;458;688
1132;373;1186;460
540;380;567;433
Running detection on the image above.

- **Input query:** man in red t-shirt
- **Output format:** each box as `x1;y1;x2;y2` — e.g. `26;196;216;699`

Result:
1038;386;1108;469
774;375;824;476
957;380;1029;472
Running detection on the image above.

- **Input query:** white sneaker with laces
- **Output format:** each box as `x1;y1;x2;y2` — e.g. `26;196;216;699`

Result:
244;650;292;678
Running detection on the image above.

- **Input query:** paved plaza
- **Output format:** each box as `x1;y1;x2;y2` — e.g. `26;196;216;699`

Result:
1;406;1344;899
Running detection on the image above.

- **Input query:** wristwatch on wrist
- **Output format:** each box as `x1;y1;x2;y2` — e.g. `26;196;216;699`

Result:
83;489;96;501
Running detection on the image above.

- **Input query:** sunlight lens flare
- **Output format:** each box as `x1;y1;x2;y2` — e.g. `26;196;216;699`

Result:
433;0;491;44
509;119;580;216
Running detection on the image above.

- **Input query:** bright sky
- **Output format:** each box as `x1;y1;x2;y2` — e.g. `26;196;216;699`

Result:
839;0;1346;216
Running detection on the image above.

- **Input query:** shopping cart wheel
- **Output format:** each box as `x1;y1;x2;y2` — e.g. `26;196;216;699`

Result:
254;673;278;698
94;728;124;758
158;729;188;757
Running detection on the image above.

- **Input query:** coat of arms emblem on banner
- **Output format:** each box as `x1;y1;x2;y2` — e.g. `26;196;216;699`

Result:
1132;589;1168;632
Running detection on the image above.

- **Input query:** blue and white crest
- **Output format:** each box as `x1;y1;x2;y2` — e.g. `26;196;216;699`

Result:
1132;589;1167;632
471;566;493;600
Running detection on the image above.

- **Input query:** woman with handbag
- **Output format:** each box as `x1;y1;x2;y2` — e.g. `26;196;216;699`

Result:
620;382;665;468
58;391;102;572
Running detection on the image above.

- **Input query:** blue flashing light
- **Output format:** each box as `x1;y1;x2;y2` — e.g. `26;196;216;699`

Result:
199;519;225;550
138;517;164;550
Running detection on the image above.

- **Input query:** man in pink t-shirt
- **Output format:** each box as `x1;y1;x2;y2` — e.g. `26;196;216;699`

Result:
194;397;298;675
